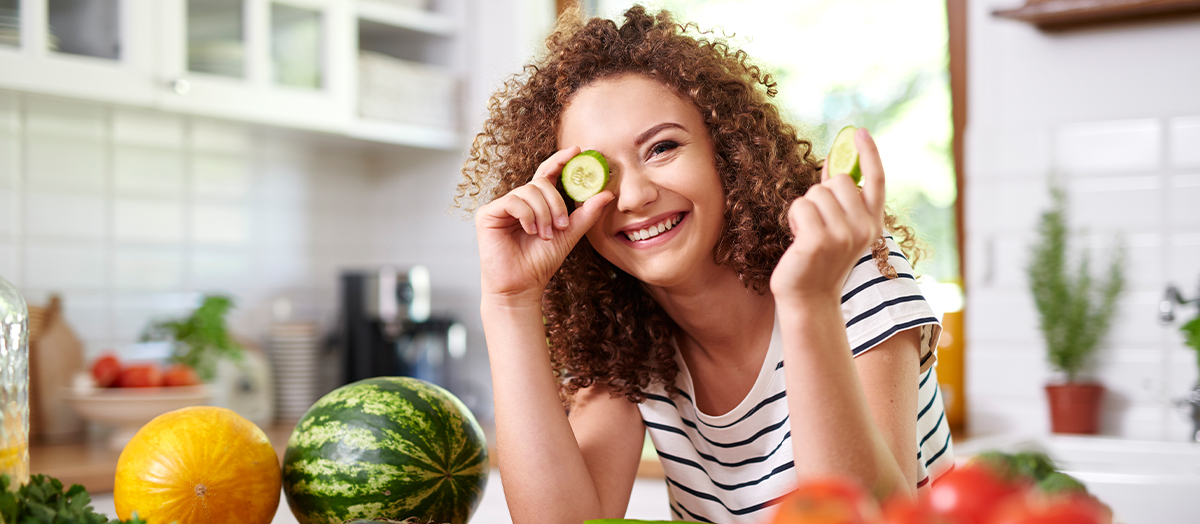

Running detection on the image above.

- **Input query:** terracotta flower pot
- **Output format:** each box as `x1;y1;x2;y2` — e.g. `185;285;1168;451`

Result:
1045;382;1105;434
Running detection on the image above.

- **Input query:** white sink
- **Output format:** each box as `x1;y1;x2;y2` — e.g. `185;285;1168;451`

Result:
955;434;1200;524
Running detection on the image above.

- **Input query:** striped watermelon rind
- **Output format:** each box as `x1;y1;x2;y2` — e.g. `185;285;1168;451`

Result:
282;377;489;524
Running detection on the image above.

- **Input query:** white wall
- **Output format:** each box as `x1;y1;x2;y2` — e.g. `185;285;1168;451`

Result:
964;5;1200;440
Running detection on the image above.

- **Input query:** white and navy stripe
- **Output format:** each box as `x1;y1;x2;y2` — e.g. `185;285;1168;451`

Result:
638;236;954;523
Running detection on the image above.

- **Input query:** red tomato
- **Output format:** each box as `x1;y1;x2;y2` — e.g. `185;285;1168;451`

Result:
987;494;1110;524
162;363;201;387
91;353;122;388
880;495;934;524
925;464;1021;524
769;478;880;524
118;363;163;388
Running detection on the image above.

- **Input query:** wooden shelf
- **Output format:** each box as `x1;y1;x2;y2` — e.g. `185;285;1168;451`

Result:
993;0;1200;29
356;1;456;36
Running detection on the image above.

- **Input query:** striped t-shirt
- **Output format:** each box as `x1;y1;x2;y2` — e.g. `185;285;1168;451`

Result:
637;237;955;523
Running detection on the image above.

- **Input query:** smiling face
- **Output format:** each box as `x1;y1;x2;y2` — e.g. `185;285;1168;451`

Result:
559;74;728;289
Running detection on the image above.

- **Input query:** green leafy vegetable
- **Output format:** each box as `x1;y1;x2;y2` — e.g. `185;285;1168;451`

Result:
141;295;243;381
1182;314;1200;375
1011;451;1057;482
1037;471;1088;496
0;474;148;524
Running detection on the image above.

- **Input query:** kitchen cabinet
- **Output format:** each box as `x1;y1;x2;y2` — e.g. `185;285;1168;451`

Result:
0;0;159;107
0;0;464;150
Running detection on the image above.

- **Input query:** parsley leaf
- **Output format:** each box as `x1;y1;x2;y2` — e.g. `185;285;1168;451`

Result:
0;474;149;524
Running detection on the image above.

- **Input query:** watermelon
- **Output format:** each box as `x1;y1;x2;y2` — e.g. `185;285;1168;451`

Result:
282;377;489;524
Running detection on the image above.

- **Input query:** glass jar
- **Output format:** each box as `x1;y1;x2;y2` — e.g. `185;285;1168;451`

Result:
0;274;28;488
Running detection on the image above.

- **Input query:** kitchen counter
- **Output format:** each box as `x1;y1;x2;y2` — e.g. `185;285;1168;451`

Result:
29;422;664;494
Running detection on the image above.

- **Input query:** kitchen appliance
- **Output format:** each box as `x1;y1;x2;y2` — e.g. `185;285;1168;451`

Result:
335;266;465;390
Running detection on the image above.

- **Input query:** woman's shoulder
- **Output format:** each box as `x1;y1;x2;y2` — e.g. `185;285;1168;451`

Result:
840;235;941;358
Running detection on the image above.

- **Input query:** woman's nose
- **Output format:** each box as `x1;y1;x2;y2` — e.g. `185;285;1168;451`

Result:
613;165;658;213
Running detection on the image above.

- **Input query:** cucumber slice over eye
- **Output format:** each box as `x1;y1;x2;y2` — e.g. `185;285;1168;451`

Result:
561;149;610;202
826;125;862;185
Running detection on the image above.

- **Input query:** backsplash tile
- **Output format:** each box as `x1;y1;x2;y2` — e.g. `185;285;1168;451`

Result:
0;188;18;238
113;110;183;149
1056;119;1161;176
1169;116;1200;169
114;197;184;245
25;136;106;193
191;249;252;289
25;244;107;289
114;145;184;198
1167;233;1200;288
1168;174;1200;228
0;244;17;284
25;192;106;240
1069;176;1162;230
192;203;250;246
114;247;184;291
193;152;251;201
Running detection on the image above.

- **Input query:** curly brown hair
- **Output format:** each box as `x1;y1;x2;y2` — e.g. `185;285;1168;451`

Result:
456;5;921;405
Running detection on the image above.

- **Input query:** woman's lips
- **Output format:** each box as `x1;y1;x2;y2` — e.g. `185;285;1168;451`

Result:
617;212;687;247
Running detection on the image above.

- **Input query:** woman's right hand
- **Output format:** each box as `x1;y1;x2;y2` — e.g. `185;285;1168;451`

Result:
476;146;614;305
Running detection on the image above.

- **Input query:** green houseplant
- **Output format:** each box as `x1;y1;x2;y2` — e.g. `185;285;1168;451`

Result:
1027;186;1124;434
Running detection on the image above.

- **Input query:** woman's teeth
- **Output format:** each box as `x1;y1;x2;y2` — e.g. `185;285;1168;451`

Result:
625;214;681;242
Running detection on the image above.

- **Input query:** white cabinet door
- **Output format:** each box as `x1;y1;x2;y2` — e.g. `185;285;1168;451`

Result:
155;0;352;133
0;0;157;107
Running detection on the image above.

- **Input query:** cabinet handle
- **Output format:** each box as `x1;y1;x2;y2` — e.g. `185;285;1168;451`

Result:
170;79;191;95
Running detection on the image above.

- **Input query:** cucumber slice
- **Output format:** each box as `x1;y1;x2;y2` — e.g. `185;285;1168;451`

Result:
561;150;610;202
826;125;862;185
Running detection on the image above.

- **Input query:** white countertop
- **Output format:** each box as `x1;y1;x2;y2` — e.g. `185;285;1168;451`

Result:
86;468;674;523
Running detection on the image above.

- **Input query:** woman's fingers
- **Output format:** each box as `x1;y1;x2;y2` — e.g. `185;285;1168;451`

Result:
804;185;853;246
536;145;583;183
563;191;615;243
787;197;823;235
825;173;876;241
499;196;539;236
511;186;556;240
854;128;887;219
530;177;571;230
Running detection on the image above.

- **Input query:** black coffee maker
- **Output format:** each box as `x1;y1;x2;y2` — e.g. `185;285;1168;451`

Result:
335;266;465;389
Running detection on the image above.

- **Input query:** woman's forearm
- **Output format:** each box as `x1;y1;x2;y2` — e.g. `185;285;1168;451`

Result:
481;298;604;523
776;295;911;499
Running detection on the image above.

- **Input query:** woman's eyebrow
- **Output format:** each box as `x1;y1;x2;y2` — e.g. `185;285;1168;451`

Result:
634;122;685;146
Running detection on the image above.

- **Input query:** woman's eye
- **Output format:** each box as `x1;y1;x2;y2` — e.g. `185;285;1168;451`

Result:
649;140;678;158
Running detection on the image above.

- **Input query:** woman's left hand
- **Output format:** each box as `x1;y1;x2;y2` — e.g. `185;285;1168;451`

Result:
770;127;887;307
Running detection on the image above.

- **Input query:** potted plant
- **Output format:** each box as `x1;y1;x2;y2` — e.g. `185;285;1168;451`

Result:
1027;186;1124;434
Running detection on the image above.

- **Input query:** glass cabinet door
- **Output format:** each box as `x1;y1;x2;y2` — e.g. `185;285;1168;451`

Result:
0;0;18;50
160;0;350;131
48;0;121;59
271;3;322;89
0;0;156;106
188;0;245;78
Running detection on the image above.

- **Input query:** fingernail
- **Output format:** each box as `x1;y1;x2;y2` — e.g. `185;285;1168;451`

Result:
530;224;538;235
557;215;569;228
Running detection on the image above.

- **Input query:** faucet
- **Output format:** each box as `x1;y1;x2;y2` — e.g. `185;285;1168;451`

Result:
1162;278;1200;442
1159;279;1200;324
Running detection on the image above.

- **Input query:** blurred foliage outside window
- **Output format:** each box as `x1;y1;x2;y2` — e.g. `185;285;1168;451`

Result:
593;0;959;283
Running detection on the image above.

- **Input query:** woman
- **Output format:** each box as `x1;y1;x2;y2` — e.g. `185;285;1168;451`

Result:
456;6;953;523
